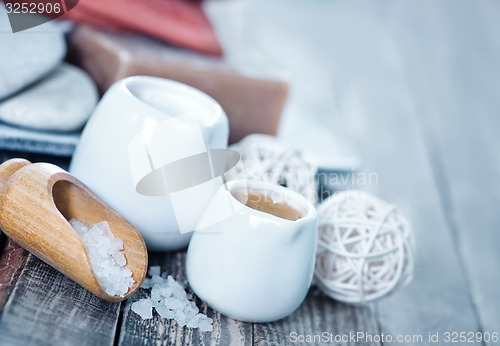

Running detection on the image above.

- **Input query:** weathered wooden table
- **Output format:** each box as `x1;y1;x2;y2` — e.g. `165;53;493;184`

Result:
0;1;499;345
0;87;498;345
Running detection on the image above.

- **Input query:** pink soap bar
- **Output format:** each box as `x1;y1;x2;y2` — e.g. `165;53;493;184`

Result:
69;25;289;144
64;0;222;56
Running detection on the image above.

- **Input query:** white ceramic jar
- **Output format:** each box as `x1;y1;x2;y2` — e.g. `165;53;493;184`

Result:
186;180;318;323
70;76;229;251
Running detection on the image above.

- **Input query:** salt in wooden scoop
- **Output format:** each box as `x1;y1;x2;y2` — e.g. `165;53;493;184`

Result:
0;159;148;302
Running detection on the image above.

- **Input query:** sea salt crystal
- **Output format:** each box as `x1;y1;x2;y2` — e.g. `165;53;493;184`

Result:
175;310;187;326
131;298;153;319
185;301;199;316
155;305;175;319
156;285;173;298
165;297;184;310
112;251;126;266
148;266;161;277
198;316;213;332
70;219;135;297
133;268;213;332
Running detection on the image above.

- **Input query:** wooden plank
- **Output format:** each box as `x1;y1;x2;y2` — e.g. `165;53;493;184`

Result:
0;255;121;346
390;0;500;341
254;289;380;346
0;239;29;314
118;251;252;346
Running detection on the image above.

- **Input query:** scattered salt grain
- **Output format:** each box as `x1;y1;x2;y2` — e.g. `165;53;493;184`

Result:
69;219;135;297
155;305;175;319
131;298;153;319
148;266;161;277
131;267;213;332
165;297;184;310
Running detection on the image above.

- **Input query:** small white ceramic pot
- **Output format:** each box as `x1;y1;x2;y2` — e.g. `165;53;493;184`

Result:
186;180;318;323
70;76;229;251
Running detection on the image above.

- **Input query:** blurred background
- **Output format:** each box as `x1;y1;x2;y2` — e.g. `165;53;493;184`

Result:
207;0;500;170
234;0;500;338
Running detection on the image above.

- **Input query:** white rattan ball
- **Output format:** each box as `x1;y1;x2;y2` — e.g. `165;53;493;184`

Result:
231;134;318;203
315;190;414;304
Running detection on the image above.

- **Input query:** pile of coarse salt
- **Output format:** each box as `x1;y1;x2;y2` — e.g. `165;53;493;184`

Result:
131;266;213;332
70;219;135;297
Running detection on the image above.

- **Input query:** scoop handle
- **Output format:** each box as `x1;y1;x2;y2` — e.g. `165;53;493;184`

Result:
0;159;32;190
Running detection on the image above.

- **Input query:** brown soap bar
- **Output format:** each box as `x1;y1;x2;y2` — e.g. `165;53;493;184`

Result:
69;25;289;144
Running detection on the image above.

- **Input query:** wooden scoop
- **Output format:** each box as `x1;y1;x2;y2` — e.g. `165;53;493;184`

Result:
0;159;148;302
